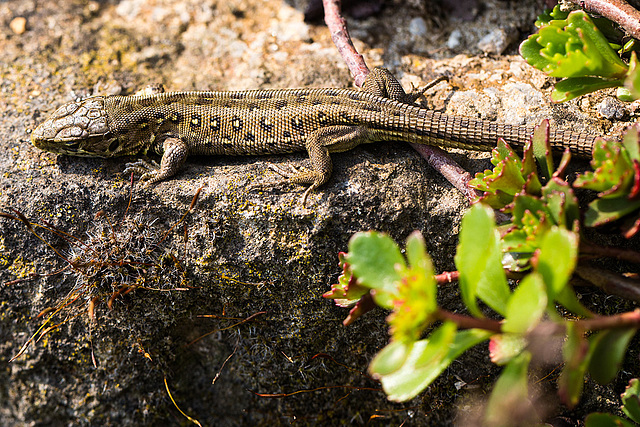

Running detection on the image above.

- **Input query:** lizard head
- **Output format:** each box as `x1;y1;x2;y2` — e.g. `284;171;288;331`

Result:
31;96;123;157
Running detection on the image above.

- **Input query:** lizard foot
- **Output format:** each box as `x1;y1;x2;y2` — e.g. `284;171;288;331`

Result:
123;159;162;187
247;163;318;207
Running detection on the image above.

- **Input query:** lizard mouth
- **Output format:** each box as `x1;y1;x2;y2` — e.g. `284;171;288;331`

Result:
31;129;118;158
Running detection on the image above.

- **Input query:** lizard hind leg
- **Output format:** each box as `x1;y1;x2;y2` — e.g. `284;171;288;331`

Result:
255;125;371;206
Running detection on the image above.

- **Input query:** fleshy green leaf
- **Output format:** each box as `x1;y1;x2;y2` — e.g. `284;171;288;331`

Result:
375;329;492;402
489;333;527;366
345;232;405;308
388;233;437;341
585;413;637;427
559;323;590;408
584;197;640;228
622;378;640;424
455;204;510;317
551;77;623;102
323;252;370;306
502;273;547;334
535;227;578;299
484;351;535;426
625;51;640;101
531;119;553;181
369;339;412;376
588;328;637;384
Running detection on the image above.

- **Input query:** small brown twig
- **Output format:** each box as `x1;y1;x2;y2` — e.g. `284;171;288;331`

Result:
566;0;640;40
575;264;640;302
323;0;369;86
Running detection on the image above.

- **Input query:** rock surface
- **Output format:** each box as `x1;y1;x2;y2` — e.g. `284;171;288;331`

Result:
0;0;633;425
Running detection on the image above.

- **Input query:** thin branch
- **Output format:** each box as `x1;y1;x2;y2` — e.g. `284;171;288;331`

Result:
322;0;369;86
580;239;640;264
575;264;640;302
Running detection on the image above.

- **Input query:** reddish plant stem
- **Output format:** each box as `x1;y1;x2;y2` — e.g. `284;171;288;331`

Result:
410;143;480;203
435;308;503;332
567;0;640;40
580;239;640;264
434;270;460;284
576;264;640;303
435;306;640;336
323;0;369;86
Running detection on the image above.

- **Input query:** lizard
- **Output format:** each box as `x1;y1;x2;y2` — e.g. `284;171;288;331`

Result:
31;68;598;204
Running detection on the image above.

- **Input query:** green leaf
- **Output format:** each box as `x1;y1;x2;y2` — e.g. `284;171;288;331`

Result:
369;339;412;376
626;50;640;101
622;378;640;424
584;197;640;228
520;11;628;80
551;77;623;102
559;323;590;408
503;273;547;334
404;231;437;315
414;321;457;368
323;252;370;306
484;351;535;426
375;329;492;402
585;413;637;427
622;125;640;162
531;119;553;181
346;232;405;308
455;204;510;317
588;328;637;384
489;333;527;366
388;233;438;341
535;227;578;299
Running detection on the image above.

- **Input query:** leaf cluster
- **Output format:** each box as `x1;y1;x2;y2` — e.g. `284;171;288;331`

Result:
520;5;640;102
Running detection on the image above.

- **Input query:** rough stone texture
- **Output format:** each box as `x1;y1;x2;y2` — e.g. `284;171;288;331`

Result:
0;0;636;425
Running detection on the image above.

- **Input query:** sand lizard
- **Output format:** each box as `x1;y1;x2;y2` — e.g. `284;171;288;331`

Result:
31;68;598;203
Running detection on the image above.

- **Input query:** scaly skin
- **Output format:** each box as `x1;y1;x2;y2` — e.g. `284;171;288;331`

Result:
31;68;598;202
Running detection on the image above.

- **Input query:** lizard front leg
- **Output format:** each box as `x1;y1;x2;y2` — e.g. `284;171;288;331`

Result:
123;136;188;186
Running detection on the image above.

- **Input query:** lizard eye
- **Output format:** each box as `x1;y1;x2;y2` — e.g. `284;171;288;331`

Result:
108;139;120;152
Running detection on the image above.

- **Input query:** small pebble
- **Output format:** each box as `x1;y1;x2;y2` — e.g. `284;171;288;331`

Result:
477;28;515;55
10;17;27;35
596;97;628;120
408;17;427;38
447;29;462;50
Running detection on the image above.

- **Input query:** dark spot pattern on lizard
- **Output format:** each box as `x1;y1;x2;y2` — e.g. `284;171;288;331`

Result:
230;93;245;100
282;130;291;139
210;116;220;131
317;111;328;123
244;132;255;142
190;114;201;128
325;90;338;97
255;92;273;100
275;99;287;110
291;117;304;130
231;116;243;131
260;117;274;132
247;103;258;112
